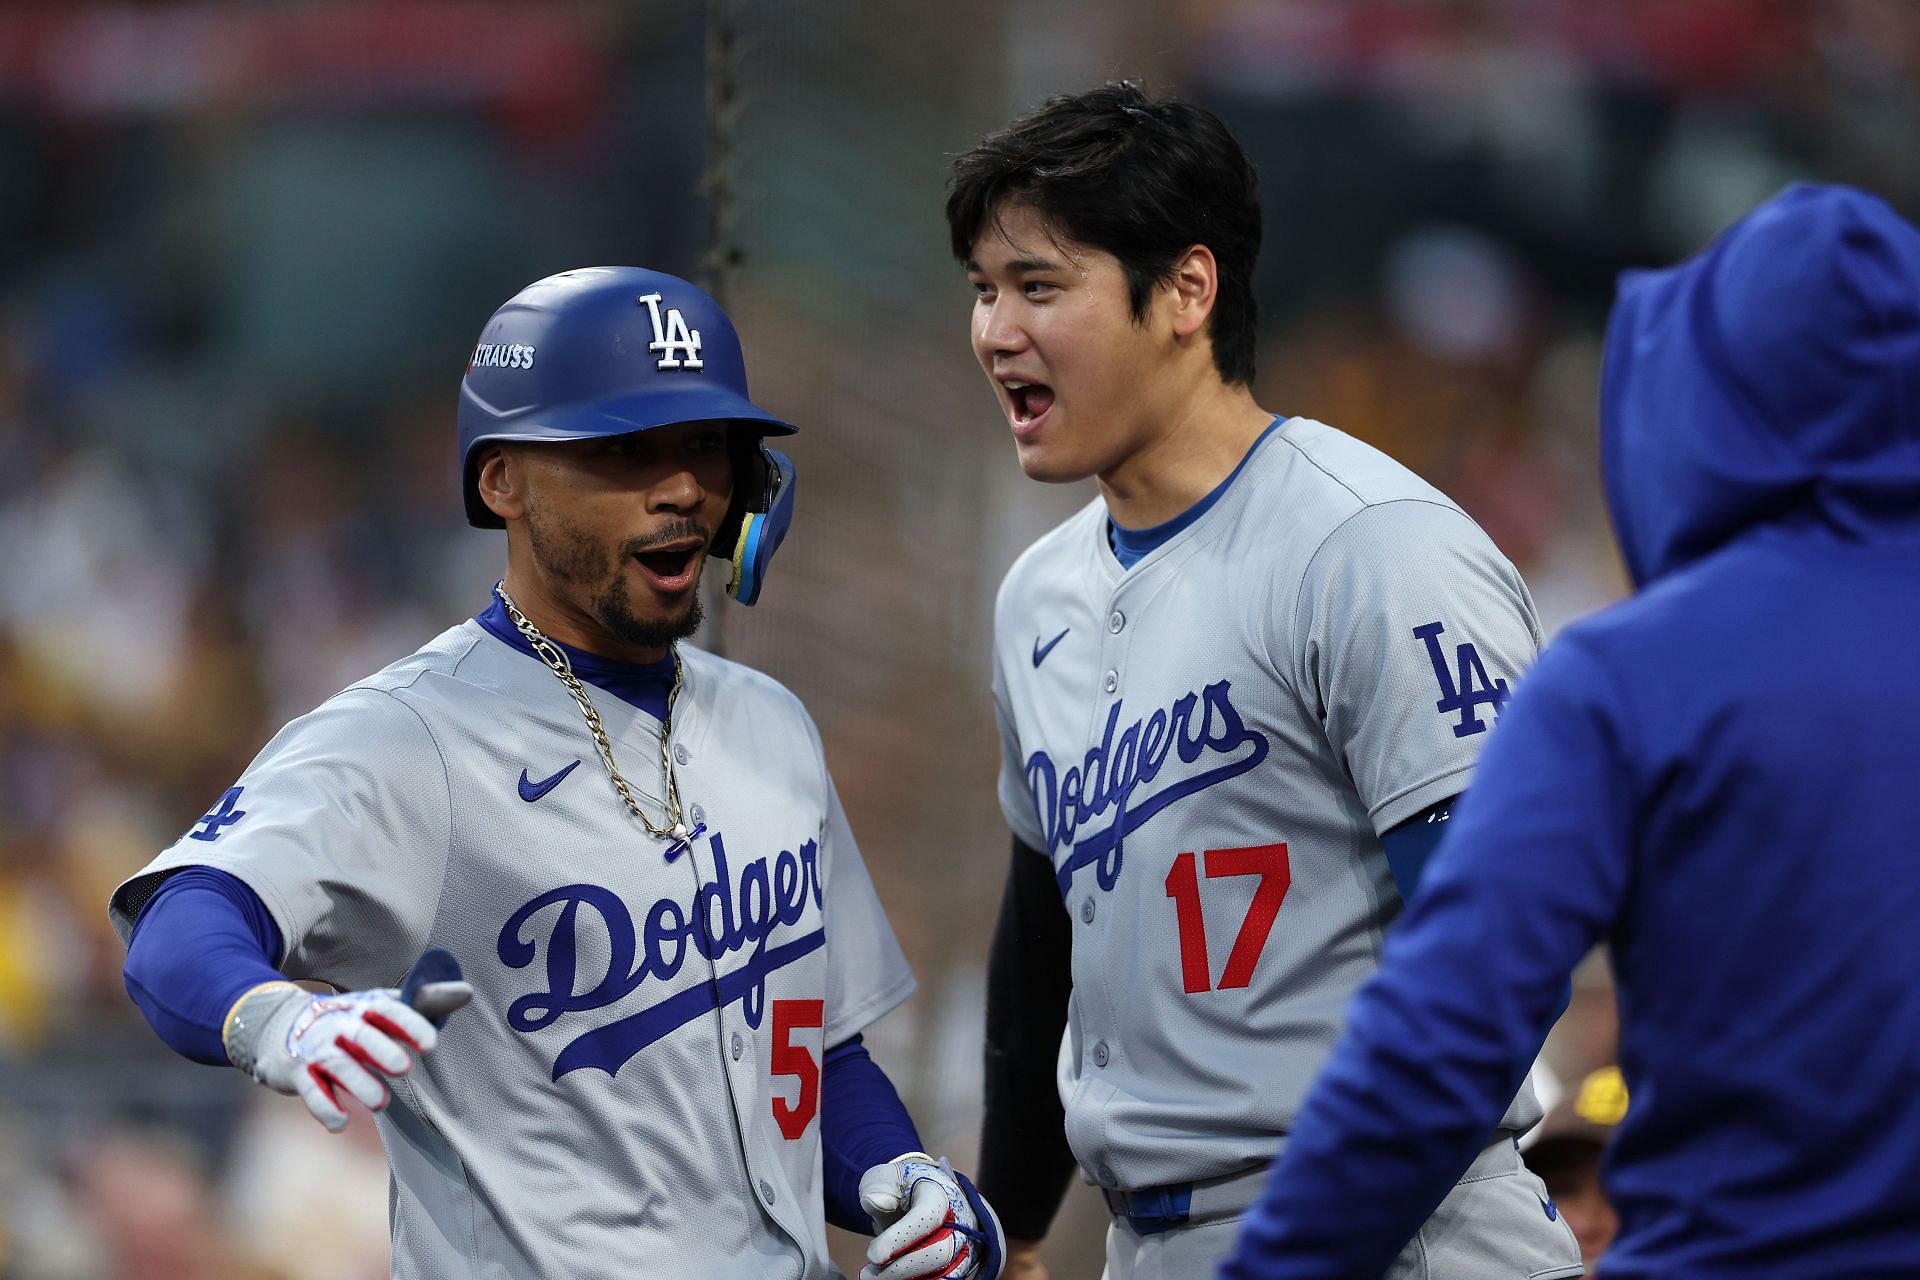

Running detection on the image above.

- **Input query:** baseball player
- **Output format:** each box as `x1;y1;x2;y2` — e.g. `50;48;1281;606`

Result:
946;84;1581;1279
1219;185;1920;1278
110;268;1004;1280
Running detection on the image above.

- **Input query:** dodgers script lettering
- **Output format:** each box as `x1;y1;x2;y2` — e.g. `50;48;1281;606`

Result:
1029;679;1269;896
499;833;824;1080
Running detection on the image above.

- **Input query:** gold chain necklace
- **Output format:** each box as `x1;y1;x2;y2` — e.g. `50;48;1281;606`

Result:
493;583;700;858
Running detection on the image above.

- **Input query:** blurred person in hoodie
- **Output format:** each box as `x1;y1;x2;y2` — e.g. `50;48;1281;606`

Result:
1219;182;1920;1279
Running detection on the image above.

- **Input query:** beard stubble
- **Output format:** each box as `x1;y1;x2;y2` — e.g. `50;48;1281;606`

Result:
524;500;707;651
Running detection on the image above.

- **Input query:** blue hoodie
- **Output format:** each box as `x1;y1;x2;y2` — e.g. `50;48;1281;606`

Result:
1220;183;1920;1279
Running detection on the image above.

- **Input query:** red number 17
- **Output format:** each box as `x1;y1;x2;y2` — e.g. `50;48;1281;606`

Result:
1164;843;1291;994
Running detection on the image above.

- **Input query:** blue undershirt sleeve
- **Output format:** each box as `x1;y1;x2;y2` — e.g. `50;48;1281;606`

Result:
1380;796;1457;901
122;867;287;1066
820;1035;926;1233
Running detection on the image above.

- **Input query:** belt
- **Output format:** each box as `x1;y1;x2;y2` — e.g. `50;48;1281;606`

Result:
1100;1162;1272;1236
1101;1131;1524;1238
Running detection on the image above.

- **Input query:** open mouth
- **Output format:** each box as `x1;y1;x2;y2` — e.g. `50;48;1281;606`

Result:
1003;380;1056;431
633;541;703;592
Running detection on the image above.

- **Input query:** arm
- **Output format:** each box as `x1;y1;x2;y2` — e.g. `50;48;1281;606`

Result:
1219;641;1634;1279
821;1035;924;1231
123;867;287;1064
1378;796;1456;903
979;836;1077;1269
121;867;469;1133
823;1037;1006;1279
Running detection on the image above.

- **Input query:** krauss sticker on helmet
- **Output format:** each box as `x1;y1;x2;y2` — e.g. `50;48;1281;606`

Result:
471;342;537;370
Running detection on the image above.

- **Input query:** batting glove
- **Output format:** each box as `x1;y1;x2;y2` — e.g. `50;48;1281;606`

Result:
859;1152;1006;1280
222;951;472;1133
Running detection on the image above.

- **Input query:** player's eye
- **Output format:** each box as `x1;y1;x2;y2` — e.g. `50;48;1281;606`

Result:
970;279;995;301
605;436;646;457
689;430;728;455
1022;280;1058;299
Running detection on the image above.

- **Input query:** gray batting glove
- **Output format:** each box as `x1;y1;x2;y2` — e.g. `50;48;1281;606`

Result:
223;975;472;1132
858;1152;1005;1280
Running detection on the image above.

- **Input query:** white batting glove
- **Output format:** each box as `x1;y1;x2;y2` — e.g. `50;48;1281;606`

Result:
859;1152;1006;1280
223;971;471;1133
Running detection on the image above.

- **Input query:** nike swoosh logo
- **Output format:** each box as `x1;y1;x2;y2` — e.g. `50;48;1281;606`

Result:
1032;628;1070;668
1539;1196;1558;1222
518;760;582;803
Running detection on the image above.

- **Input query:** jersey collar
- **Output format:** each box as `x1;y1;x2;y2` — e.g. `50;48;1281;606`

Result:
474;590;676;721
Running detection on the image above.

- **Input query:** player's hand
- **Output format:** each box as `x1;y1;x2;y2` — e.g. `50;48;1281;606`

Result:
858;1152;1006;1280
999;1239;1048;1280
223;950;473;1133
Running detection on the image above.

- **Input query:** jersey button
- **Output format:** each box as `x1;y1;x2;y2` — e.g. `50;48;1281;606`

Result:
759;1178;776;1205
1108;609;1124;633
1097;1164;1117;1186
730;1031;744;1060
1103;670;1118;694
1080;897;1095;924
691;803;707;826
1092;1040;1110;1067
673;743;691;766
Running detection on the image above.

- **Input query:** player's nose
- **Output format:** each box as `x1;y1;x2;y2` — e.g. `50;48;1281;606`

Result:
646;463;705;514
975;297;1030;358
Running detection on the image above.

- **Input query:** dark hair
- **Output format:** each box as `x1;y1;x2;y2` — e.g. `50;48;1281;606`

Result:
946;81;1262;385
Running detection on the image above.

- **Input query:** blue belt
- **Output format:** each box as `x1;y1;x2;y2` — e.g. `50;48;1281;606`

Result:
1101;1182;1194;1236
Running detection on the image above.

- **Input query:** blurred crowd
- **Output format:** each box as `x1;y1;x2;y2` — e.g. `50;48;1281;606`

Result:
2;1;1916;1276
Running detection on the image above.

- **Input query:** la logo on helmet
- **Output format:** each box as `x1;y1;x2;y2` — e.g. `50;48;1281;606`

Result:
636;292;704;371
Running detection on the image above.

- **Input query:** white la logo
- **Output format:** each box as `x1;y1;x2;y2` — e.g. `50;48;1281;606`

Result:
636;293;704;370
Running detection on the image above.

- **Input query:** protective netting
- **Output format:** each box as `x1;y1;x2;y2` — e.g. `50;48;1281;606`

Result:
700;9;1119;1263
705;4;1023;1008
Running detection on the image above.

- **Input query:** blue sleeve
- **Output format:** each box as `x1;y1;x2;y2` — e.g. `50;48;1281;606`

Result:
1379;796;1457;901
820;1035;925;1233
1219;640;1635;1279
122;867;287;1066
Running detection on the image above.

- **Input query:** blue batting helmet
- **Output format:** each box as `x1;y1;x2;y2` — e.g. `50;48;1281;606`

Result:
458;266;798;605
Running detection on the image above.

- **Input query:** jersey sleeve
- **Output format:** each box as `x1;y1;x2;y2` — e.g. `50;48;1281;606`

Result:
107;686;453;991
817;768;918;1048
992;645;1047;851
1287;500;1542;835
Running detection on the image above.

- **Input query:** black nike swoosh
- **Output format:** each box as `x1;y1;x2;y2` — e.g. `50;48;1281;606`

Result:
518;759;582;802
1032;628;1070;668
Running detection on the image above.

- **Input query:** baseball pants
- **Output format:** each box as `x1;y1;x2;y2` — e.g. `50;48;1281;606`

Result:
1100;1136;1584;1280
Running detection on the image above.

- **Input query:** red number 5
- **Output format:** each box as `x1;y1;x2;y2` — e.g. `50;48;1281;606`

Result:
770;999;825;1139
1164;843;1292;993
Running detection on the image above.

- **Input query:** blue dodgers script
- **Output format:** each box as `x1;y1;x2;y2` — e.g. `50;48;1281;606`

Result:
1030;678;1269;896
499;834;825;1080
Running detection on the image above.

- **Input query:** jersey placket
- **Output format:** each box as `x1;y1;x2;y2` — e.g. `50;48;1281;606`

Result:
1072;579;1141;1190
654;673;814;1257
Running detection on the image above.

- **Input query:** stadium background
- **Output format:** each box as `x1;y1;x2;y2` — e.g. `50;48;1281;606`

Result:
0;1;1914;1275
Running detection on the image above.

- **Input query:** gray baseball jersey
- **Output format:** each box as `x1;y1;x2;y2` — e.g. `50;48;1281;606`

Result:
110;619;915;1279
992;417;1544;1192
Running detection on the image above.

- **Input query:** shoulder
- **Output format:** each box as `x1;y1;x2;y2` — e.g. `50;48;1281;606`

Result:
1259;418;1466;529
679;644;820;739
1304;498;1510;583
1263;417;1460;511
263;625;487;757
993;495;1105;626
346;621;488;700
266;682;444;767
680;643;804;705
1252;420;1516;587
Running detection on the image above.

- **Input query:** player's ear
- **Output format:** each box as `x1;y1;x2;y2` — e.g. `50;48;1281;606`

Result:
1167;244;1219;341
475;445;528;522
